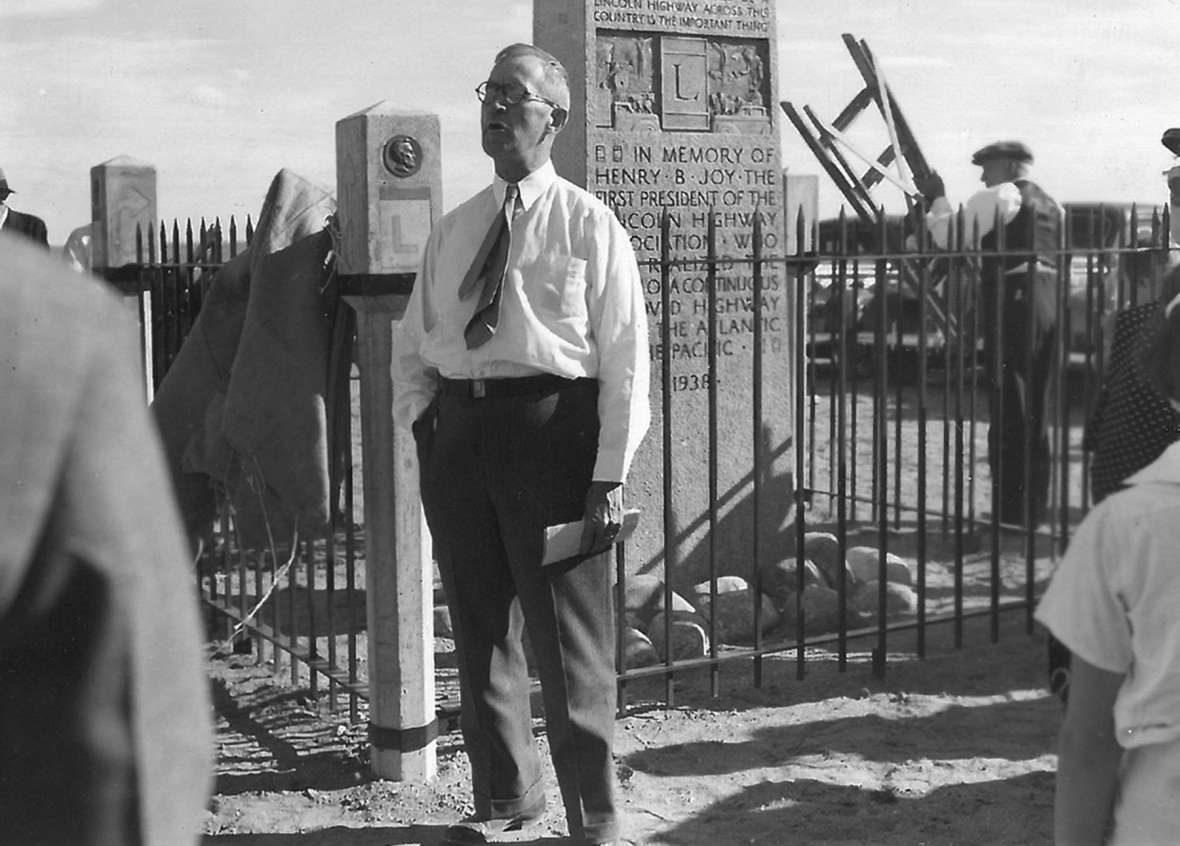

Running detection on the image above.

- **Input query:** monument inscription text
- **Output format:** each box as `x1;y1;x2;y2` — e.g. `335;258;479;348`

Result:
537;0;793;582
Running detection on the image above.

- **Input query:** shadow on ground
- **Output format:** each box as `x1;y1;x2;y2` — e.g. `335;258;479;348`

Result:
203;827;571;846
210;668;371;794
649;771;1054;845
623;695;1054;775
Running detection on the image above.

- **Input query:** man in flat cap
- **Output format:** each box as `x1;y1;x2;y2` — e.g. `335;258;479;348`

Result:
916;141;1063;529
0;167;49;248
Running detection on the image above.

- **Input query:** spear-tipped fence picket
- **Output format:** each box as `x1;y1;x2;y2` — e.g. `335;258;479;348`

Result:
129;215;254;388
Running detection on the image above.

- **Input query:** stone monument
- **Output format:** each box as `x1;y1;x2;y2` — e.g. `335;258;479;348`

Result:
535;1;795;588
91;155;157;270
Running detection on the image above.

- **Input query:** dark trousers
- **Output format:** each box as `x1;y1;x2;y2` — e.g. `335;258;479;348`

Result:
415;378;618;844
983;269;1057;527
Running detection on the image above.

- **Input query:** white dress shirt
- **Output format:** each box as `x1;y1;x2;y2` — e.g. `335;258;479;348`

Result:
1037;438;1180;843
1036;438;1180;749
392;159;651;483
924;182;1022;249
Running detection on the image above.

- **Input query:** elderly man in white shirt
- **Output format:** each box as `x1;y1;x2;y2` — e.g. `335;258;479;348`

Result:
392;43;649;846
916;141;1063;529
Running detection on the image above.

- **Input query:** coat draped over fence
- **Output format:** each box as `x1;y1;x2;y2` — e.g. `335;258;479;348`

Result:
152;168;341;549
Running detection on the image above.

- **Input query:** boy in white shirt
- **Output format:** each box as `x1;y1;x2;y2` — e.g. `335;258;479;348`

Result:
1037;287;1180;845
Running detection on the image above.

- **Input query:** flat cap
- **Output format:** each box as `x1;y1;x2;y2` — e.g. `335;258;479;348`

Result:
970;141;1033;165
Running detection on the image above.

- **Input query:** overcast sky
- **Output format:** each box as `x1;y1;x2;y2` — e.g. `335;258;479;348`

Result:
2;0;1176;244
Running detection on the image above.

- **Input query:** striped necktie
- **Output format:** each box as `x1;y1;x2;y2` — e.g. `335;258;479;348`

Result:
460;184;521;349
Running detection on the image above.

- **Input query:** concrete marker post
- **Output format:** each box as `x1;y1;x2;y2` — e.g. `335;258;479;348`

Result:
335;104;440;782
91;155;157;400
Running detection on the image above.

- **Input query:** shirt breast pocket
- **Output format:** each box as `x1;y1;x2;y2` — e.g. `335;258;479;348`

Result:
531;254;588;319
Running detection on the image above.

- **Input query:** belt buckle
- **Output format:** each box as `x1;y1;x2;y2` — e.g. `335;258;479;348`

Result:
472;378;486;399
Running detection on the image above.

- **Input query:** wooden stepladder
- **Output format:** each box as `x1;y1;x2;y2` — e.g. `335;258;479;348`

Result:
781;33;955;338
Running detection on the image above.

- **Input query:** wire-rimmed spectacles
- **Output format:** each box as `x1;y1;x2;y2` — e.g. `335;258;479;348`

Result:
475;80;562;111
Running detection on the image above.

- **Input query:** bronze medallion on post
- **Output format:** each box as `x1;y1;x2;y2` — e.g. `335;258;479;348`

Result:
383;134;423;178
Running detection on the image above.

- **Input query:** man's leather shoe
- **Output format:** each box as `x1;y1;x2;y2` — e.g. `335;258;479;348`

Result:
440;823;491;846
440;794;546;845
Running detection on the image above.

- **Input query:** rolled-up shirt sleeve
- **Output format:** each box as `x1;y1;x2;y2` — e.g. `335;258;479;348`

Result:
1035;507;1132;673
585;210;650;483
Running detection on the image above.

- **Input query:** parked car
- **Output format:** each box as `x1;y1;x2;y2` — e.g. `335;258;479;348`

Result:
807;215;953;380
807;204;1172;379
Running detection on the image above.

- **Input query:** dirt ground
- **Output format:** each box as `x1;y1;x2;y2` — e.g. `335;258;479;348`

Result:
201;379;1066;845
201;605;1061;846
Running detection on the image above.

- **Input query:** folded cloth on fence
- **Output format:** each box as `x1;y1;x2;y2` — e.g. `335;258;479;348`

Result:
0;234;212;846
152;168;338;549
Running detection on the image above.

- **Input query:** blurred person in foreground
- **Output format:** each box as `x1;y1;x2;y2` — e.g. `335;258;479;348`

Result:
0;232;212;845
0;166;49;247
1037;287;1180;844
916;141;1063;529
392;43;649;846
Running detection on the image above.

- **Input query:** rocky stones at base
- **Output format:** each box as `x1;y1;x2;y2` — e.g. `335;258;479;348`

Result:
849;580;920;618
647;611;710;662
613;542;924;668
432;543;925;670
846;546;914;586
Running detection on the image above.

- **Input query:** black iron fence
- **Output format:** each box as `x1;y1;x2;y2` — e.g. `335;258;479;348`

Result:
138;216;253;388
124;201;1174;720
614;201;1174;710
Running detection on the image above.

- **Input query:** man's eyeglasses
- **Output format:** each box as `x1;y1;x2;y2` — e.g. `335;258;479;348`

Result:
475;80;562;111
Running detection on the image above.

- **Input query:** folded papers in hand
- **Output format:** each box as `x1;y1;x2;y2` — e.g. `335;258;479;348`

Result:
542;509;640;565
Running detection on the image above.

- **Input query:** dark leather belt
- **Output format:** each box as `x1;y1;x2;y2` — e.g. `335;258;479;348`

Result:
438;374;593;399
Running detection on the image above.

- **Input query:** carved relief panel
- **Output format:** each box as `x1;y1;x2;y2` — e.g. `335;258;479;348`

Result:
595;34;658;129
595;30;770;133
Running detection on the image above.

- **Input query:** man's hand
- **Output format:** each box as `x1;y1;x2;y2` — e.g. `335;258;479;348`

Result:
579;481;624;555
913;170;945;202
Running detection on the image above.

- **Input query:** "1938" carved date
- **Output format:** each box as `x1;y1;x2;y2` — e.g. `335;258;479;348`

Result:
671;372;713;392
